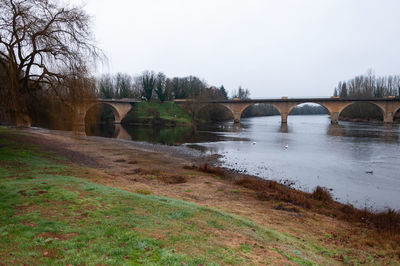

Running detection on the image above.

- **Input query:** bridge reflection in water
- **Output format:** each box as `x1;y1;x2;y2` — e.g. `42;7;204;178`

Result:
86;116;399;145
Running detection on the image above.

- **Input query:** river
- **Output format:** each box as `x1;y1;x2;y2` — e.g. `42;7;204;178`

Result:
87;115;400;210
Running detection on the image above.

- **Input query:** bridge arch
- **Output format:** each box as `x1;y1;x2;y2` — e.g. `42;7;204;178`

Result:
241;103;280;120
83;101;133;126
312;101;354;124
85;102;122;124
338;102;385;122
394;107;400;122
197;103;234;122
287;102;329;116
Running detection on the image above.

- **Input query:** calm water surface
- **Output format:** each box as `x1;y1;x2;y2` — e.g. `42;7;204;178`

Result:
87;115;400;210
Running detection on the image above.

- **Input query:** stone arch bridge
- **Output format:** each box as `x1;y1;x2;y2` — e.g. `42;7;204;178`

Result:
76;97;400;132
175;97;400;124
75;99;139;130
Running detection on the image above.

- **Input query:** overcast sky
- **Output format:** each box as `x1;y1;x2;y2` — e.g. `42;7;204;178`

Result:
79;0;400;98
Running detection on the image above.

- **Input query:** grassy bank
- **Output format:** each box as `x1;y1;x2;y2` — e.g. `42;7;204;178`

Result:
2;127;400;264
0;127;339;265
123;102;192;125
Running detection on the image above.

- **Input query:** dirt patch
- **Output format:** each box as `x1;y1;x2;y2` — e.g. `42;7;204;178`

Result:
35;232;79;241
159;175;187;184
17;189;48;196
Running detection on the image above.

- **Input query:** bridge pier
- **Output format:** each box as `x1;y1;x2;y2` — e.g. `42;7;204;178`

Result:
330;112;339;124
280;113;288;124
233;113;241;123
384;112;394;123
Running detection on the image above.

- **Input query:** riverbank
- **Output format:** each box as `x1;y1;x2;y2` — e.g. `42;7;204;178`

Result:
1;126;399;264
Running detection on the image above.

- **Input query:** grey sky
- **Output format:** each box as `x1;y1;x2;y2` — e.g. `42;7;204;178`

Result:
80;0;400;98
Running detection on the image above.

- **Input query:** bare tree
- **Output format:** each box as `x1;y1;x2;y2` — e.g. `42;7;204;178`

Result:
339;82;348;98
140;71;156;101
98;74;114;99
115;73;132;98
232;86;250;99
0;0;101;127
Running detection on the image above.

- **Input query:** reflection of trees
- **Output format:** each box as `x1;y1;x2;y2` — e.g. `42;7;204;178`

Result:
327;123;399;142
381;124;400;142
85;122;115;138
124;126;192;145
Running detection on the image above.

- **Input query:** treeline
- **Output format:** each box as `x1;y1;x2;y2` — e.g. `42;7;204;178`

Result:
333;71;400;121
96;71;235;102
290;105;328;115
242;104;279;117
334;71;400;98
95;71;254;123
242;104;327;118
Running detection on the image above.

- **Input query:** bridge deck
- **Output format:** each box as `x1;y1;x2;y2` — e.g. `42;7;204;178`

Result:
98;98;141;103
175;97;400;104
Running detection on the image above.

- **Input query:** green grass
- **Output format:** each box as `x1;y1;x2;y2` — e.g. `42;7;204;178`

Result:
128;101;192;124
0;127;344;264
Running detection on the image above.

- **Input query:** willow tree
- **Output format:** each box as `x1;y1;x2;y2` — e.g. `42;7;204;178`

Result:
0;0;101;127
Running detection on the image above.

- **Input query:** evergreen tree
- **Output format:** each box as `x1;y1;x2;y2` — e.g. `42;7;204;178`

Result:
219;85;228;99
155;72;168;102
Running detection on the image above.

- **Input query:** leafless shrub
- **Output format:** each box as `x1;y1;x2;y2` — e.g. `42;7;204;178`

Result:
311;186;333;202
198;163;225;176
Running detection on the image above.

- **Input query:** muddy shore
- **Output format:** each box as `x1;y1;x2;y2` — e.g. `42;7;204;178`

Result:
13;127;400;263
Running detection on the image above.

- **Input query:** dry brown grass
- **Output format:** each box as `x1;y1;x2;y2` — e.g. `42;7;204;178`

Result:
159;175;187;184
198;163;225;177
234;176;400;238
128;168;187;184
311;186;333;202
182;165;197;170
235;177;312;208
338;204;400;234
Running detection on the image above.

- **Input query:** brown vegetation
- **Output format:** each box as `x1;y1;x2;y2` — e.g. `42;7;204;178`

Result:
311;186;333;202
128;168;187;184
234;176;400;237
198;163;225;176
